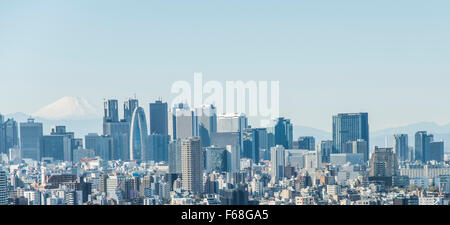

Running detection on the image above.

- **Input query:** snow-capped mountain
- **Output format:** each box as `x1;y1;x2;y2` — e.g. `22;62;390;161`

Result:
32;97;101;120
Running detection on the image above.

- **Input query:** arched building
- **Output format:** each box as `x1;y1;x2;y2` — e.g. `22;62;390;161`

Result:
129;107;148;161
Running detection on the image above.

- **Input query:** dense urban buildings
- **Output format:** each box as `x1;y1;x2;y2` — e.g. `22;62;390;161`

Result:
0;101;449;206
332;113;369;154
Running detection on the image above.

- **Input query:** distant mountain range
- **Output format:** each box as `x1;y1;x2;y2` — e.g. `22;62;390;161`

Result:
293;122;450;152
2;97;450;152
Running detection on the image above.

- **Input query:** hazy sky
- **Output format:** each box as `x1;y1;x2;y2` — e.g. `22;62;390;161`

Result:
1;0;449;131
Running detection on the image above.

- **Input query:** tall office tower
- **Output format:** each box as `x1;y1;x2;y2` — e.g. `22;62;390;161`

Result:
48;126;75;162
170;103;197;141
243;129;256;161
319;140;333;163
297;136;315;150
332;113;369;154
181;137;203;194
393;134;409;162
147;134;169;162
103;99;130;160
20;118;43;160
205;147;228;173
429;141;444;162
415;131;434;163
195;105;217;147
370;147;398;178
129;107;148;161
217;113;247;156
242;128;266;164
271;145;285;183
103;121;130;160
0;170;6;205
123;98;139;123
274;117;293;149
168;140;182;174
103;99;119;123
149;99;169;136
40;135;71;162
85;133;113;160
352;139;369;162
2;118;18;154
211;132;241;173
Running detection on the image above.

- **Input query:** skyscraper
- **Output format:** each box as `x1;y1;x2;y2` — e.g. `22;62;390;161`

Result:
181;137;203;194
332;113;369;154
20;118;43;160
149;99;169;136
195;105;217;147
168;140;182;175
274;117;293;149
103;99;130;160
319;140;333;163
297;136;315;150
40;134;71;162
147;134;169;162
170;103;197;141
2;118;18;154
217;113;247;133
124;98;139;123
211;132;241;173
217;113;247;156
129;107;148;161
393;134;409;162
370;147;398;178
103;99;119;123
415;131;434;163
429;141;444;162
271;145;285;183
85;133;113;160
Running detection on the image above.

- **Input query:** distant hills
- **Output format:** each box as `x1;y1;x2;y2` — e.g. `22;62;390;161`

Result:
293;122;450;152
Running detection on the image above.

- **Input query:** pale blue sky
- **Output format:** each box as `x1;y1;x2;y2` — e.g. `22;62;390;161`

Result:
1;0;449;131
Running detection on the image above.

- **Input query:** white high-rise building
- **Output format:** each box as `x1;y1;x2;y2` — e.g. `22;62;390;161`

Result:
181;137;203;194
170;103;198;141
217;113;247;133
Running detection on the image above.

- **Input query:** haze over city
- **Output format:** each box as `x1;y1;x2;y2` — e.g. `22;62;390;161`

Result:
1;0;450;132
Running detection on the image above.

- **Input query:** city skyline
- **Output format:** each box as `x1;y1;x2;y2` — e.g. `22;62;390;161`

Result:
1;1;450;131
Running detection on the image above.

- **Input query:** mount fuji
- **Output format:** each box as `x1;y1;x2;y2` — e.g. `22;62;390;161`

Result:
32;97;101;120
3;97;103;138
